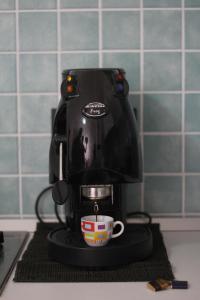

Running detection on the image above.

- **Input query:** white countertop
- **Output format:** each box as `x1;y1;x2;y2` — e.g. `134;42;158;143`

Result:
1;230;200;300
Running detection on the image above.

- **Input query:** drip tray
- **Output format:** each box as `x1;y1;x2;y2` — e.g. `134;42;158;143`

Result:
48;224;153;267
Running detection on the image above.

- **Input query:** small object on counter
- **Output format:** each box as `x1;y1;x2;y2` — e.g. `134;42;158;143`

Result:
147;279;189;292
171;280;188;289
147;278;171;291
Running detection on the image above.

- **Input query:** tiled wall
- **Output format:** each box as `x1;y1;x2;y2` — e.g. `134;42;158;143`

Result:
0;0;200;219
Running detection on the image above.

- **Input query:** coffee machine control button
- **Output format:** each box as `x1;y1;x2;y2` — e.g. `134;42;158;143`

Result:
66;75;72;82
116;73;124;81
66;84;73;93
116;83;124;93
61;78;79;100
114;73;129;96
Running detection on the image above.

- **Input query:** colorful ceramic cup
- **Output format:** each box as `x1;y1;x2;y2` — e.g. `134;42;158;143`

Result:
81;215;124;247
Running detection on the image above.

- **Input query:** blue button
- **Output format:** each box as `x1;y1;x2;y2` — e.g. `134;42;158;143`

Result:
116;83;124;93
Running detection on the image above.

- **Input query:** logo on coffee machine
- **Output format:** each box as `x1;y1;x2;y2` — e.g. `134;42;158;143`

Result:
82;102;108;118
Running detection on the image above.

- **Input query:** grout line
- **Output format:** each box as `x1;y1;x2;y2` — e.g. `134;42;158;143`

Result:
181;0;186;217
0;214;55;218
144;173;184;176
1;90;200;97
15;0;23;219
98;0;103;67
0;92;58;96
57;0;61;103
1;172;200;178
129;91;143;95
1;214;200;220
2;132;200;138
140;0;144;211
0;7;200;13
143;132;182;135
2;90;200;96
0;133;51;137
0;8;196;13
0;174;49;178
17;8;100;13
2;49;200;54
141;131;200;135
144;172;200;176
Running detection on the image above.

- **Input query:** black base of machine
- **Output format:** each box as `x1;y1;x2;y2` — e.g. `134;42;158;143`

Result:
48;224;153;267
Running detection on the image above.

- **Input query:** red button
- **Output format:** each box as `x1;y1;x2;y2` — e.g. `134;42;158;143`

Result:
116;73;124;81
67;85;73;93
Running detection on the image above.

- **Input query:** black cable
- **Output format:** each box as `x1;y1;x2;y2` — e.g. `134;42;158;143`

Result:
35;186;53;224
35;185;67;226
126;211;152;224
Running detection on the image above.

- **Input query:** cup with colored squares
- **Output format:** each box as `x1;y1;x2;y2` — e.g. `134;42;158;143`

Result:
81;215;124;247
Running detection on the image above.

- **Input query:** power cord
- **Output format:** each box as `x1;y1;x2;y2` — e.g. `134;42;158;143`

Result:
35;185;65;226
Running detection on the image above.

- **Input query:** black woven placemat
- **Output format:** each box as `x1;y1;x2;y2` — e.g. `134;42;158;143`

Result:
14;223;174;282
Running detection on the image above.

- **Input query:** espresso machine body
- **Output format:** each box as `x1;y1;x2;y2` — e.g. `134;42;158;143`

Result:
48;69;152;267
50;68;141;185
49;69;142;229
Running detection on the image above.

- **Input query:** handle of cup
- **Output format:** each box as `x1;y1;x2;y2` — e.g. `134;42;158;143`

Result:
111;221;124;239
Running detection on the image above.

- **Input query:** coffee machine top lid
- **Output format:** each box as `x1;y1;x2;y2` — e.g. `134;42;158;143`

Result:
62;68;125;79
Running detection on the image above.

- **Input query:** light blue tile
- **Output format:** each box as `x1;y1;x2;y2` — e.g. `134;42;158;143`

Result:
144;11;181;49
21;137;50;174
103;53;140;91
61;12;98;50
20;95;57;133
123;183;141;213
144;176;182;213
20;54;57;92
0;0;15;9
185;0;200;7
103;12;140;50
128;95;141;131
144;53;181;91
144;94;182;132
185;53;200;90
185;176;200;212
61;53;99;70
102;0;140;8
19;0;56;9
0;96;17;133
185;94;200;131
143;0;181;7
19;12;57;51
0;137;18;174
144;136;182;172
185;12;200;49
0;178;19;215
0;55;16;92
60;0;98;8
22;177;54;214
185;135;200;172
0;13;15;51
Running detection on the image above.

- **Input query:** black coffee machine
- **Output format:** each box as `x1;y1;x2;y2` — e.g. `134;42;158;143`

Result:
48;68;152;267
